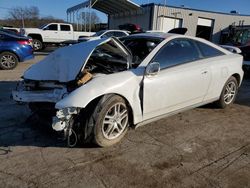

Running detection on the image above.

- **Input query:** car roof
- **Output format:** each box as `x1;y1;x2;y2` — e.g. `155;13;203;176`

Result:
126;32;177;39
101;30;129;33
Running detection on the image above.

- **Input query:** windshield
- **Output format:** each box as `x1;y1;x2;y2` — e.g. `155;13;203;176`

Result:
84;39;129;74
39;24;47;29
121;37;163;67
92;30;106;37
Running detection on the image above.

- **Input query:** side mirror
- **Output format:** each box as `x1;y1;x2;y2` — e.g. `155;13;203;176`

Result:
146;62;160;76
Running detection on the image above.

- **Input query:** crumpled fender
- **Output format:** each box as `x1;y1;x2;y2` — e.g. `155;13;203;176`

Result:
55;69;144;124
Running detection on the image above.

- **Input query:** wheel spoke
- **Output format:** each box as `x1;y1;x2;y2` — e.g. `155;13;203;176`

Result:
107;124;115;136
117;122;123;131
103;119;113;125
224;94;229;100
120;112;128;121
226;85;230;92
105;114;114;119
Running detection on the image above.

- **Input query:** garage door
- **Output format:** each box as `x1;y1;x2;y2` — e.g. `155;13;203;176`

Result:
160;17;183;32
197;18;213;27
196;18;214;40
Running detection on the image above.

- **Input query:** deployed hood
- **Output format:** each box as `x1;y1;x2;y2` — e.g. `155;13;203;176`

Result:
24;38;109;82
24;37;131;82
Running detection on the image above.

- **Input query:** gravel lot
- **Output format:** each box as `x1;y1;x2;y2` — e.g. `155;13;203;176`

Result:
0;54;250;188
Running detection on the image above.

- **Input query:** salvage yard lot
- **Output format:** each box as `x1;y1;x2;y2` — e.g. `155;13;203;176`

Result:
0;54;250;188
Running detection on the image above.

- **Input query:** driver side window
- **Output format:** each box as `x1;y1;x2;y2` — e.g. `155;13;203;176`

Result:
152;38;201;69
44;24;58;31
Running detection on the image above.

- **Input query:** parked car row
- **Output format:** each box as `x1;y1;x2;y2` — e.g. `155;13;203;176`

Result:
20;23;95;51
0;30;34;70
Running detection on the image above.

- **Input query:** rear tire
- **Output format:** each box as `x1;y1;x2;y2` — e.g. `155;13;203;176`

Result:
215;76;238;108
0;52;18;70
83;95;129;147
33;39;43;51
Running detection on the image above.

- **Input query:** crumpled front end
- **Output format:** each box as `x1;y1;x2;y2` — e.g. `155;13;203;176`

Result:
12;37;133;147
12;80;68;103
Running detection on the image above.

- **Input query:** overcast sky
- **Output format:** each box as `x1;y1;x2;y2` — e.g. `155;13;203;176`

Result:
1;0;250;21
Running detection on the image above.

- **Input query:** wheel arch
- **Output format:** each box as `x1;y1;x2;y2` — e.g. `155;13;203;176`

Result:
28;34;43;42
231;73;241;85
0;50;20;62
83;93;135;126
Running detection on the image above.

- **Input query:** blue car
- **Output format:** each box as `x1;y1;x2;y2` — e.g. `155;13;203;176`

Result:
0;30;34;70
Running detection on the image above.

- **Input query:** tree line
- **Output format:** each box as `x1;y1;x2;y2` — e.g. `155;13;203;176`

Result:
0;6;101;31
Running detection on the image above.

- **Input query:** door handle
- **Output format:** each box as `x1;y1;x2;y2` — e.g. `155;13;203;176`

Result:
201;71;208;74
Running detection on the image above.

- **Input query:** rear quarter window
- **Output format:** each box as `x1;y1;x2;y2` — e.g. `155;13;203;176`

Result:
196;41;225;58
60;25;71;31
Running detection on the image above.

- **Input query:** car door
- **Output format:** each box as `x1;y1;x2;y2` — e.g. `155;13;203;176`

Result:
59;24;73;42
142;38;211;120
42;24;59;42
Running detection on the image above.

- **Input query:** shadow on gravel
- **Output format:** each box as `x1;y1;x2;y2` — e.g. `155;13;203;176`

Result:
236;76;250;107
0;81;88;149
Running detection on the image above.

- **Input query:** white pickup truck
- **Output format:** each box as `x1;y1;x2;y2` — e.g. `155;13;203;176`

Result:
20;23;95;51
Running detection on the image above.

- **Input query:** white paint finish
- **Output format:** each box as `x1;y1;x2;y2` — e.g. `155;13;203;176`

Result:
143;59;211;120
203;54;244;101
55;69;144;124
197;18;213;27
23;38;110;82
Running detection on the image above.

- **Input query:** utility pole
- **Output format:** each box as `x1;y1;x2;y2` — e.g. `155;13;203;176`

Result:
21;13;25;28
161;0;167;31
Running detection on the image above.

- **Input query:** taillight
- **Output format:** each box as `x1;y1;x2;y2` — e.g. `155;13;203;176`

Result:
18;40;29;45
135;24;141;30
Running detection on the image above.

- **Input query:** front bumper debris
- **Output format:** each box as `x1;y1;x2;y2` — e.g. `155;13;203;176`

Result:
12;88;68;103
52;107;79;131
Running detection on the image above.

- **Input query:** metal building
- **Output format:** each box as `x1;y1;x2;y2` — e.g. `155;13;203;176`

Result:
67;1;250;44
109;3;250;43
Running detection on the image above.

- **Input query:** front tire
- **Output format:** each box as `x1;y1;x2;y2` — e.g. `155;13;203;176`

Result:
215;76;238;108
0;52;18;70
84;95;129;147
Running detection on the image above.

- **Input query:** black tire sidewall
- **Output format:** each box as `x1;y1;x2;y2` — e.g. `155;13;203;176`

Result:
0;52;18;70
93;95;129;147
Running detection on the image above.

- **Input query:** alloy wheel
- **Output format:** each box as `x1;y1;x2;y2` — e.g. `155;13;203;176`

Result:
102;102;128;140
0;55;16;69
223;81;237;104
33;40;42;50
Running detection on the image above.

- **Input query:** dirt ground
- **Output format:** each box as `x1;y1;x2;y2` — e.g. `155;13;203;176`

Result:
0;54;250;188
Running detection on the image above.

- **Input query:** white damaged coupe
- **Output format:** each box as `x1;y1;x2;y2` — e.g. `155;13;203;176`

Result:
12;33;244;147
